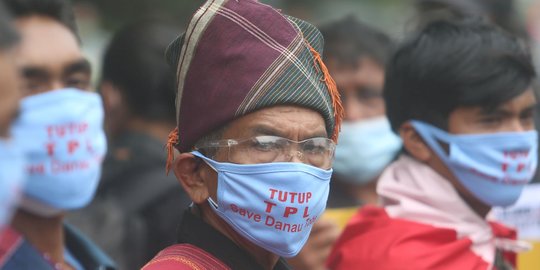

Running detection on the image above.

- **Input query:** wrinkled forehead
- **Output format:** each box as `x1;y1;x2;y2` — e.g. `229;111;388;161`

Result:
222;105;328;140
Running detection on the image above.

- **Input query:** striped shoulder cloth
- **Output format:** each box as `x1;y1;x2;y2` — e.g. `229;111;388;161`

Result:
142;244;230;270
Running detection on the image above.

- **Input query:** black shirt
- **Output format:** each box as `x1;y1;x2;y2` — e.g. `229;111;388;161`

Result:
177;208;292;270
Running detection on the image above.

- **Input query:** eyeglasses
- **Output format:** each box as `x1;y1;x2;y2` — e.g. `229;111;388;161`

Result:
195;135;336;170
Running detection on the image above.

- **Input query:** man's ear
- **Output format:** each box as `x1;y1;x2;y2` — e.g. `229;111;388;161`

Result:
172;152;210;204
399;122;432;162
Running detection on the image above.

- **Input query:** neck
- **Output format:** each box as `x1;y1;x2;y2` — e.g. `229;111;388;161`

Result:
11;209;65;265
348;180;379;205
458;193;491;218
126;118;176;143
197;203;279;270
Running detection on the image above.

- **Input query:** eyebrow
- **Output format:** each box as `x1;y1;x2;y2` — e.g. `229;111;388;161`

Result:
22;66;50;80
480;103;537;116
519;104;537;116
63;58;91;76
356;86;383;98
21;58;91;80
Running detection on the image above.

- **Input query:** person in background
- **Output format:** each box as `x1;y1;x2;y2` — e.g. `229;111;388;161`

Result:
0;0;115;269
321;16;400;208
68;21;191;270
0;2;23;231
142;0;343;269
418;2;540;269
287;16;401;270
328;18;537;270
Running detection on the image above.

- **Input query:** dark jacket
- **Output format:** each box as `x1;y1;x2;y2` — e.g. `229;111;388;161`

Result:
0;224;115;270
68;132;191;270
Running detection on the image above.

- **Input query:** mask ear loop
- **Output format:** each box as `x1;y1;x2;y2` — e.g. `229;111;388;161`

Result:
192;151;218;169
207;196;219;209
410;120;453;164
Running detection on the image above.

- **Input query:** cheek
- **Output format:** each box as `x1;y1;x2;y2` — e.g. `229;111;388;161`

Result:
0;98;18;138
0;80;21;137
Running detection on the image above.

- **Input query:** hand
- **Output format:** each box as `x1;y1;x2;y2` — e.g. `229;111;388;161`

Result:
287;218;341;270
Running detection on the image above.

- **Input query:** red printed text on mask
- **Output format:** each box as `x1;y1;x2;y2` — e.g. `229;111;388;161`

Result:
226;188;318;233
25;122;102;175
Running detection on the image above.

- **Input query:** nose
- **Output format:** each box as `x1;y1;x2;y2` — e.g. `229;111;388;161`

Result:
286;150;304;163
51;81;64;91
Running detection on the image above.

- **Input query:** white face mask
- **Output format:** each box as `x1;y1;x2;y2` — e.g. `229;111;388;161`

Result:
333;117;402;184
11;88;107;216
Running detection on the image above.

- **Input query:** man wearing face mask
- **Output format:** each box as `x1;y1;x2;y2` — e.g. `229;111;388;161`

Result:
287;16;401;270
142;0;343;269
0;3;23;232
327;19;537;270
0;0;114;269
322;17;401;208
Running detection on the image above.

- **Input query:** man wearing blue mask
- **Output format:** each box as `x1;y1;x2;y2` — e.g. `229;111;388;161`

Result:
0;0;114;269
0;2;23;231
288;16;401;270
142;0;343;269
328;19;537;270
322;17;401;208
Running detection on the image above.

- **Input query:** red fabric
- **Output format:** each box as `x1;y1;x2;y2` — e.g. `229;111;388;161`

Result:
489;221;518;266
142;244;230;270
0;227;22;268
326;206;516;270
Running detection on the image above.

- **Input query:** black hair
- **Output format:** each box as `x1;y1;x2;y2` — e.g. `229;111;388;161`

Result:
101;20;179;123
384;18;536;132
2;0;79;40
319;15;393;67
0;2;19;49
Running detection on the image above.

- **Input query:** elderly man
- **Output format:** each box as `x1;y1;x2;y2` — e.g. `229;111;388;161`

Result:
143;0;343;269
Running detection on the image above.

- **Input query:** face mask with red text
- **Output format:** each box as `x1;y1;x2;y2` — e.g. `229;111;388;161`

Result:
193;151;331;258
12;88;106;215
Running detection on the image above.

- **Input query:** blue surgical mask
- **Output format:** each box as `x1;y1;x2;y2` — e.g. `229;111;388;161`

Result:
411;120;538;207
11;89;107;215
192;151;331;258
334;117;402;184
0;137;25;226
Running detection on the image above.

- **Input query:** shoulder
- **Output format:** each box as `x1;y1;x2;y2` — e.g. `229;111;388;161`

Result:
0;227;23;268
327;206;489;270
142;244;230;270
64;224;116;270
0;227;53;269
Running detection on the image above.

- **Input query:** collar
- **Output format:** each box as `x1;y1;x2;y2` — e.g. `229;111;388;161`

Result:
177;208;291;270
0;224;115;270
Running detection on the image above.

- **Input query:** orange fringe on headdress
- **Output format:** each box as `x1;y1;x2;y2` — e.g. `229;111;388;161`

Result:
165;127;179;175
308;44;344;143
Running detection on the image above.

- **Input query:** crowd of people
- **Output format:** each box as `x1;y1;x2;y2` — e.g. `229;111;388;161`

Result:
0;0;539;269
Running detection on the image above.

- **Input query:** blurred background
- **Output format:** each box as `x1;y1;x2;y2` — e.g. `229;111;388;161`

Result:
71;0;539;85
